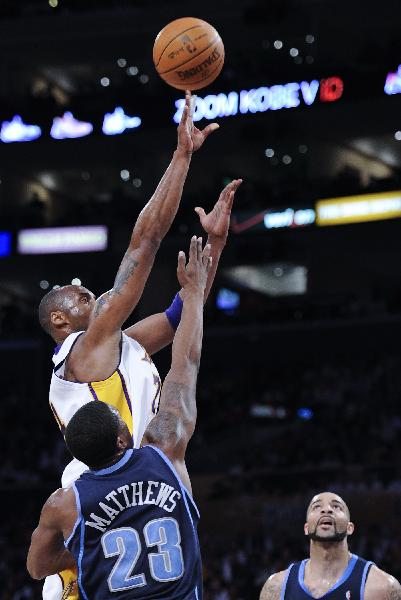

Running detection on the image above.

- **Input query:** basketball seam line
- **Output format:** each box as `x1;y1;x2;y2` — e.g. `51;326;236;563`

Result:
158;35;220;75
155;24;205;68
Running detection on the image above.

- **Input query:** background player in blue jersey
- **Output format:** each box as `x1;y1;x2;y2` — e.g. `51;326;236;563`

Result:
27;235;211;599
259;491;401;599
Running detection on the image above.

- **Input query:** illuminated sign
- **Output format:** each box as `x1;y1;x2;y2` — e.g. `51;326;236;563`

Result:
18;225;108;254
0;232;11;257
173;76;344;122
264;208;315;229
384;65;401;95
0;116;41;143
316;191;401;226
50;112;93;140
102;107;141;135
0;108;142;143
231;207;315;233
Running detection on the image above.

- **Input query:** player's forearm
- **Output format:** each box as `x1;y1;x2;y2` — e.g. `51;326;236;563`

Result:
203;235;225;301
171;290;204;374
130;149;192;247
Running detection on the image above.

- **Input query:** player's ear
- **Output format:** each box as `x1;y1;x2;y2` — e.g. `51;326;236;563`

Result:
304;522;309;536
347;521;355;536
50;310;68;327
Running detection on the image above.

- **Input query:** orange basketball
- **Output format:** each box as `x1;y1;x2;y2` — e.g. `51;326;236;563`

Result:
153;17;224;91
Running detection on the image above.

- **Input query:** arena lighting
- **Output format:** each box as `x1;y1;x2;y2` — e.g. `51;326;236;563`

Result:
17;225;108;254
173;76;344;123
316;191;401;226
231;207;315;233
384;65;401;95
0;231;11;257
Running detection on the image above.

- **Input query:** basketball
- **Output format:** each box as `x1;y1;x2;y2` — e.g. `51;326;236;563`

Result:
153;17;224;91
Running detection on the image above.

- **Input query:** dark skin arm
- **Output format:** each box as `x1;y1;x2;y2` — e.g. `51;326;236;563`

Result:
27;488;77;580
64;92;218;382
142;236;211;492
124;179;242;356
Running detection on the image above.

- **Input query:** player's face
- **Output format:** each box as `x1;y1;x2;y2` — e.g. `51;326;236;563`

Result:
304;492;354;542
61;285;96;331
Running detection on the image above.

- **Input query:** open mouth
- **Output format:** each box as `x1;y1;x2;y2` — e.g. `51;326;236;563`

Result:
318;518;334;527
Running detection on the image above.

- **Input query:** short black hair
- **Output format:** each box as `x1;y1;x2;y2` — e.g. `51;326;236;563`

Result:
38;287;65;335
65;401;120;469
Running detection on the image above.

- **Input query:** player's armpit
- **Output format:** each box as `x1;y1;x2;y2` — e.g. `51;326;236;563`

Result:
142;409;185;453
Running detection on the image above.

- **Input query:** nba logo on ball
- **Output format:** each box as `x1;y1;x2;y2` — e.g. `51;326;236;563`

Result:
153;17;225;90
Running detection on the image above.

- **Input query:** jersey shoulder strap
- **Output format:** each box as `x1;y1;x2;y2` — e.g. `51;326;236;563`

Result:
53;331;84;370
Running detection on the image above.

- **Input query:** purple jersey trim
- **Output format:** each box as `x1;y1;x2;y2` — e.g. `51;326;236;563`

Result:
88;383;99;401
117;368;133;414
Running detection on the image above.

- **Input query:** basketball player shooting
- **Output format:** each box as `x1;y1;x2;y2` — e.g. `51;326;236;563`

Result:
260;491;401;599
28;236;211;600
38;87;241;599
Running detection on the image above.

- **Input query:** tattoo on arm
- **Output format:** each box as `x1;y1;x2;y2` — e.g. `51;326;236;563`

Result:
114;256;139;295
94;294;109;317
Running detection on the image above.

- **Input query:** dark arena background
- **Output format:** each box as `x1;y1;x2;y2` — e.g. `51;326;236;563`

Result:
1;0;401;598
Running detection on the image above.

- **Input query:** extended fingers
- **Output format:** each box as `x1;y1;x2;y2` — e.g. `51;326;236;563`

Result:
188;235;198;263
177;250;186;275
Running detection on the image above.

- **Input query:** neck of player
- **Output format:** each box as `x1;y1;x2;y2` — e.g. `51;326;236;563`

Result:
308;540;351;579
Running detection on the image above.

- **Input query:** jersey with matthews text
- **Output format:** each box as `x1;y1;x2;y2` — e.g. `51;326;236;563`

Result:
283;554;373;599
66;445;202;600
49;331;161;487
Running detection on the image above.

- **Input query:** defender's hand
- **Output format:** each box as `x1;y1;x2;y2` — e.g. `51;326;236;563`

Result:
195;179;242;241
177;91;219;155
177;236;212;292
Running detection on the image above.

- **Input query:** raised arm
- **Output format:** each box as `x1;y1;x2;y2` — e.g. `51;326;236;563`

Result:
67;92;218;380
142;236;211;491
124;179;242;355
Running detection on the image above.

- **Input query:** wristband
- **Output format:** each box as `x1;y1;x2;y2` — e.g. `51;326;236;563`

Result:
165;292;183;330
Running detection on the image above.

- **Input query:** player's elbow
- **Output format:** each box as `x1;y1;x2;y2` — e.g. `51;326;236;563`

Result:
27;557;46;580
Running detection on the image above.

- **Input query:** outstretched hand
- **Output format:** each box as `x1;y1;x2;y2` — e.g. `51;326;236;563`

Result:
195;179;242;241
177;91;219;154
177;236;212;293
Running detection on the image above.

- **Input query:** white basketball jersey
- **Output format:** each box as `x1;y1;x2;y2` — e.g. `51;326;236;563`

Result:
49;331;161;486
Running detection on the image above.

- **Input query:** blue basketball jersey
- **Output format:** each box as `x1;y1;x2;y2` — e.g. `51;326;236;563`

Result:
283;554;373;599
65;445;202;600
